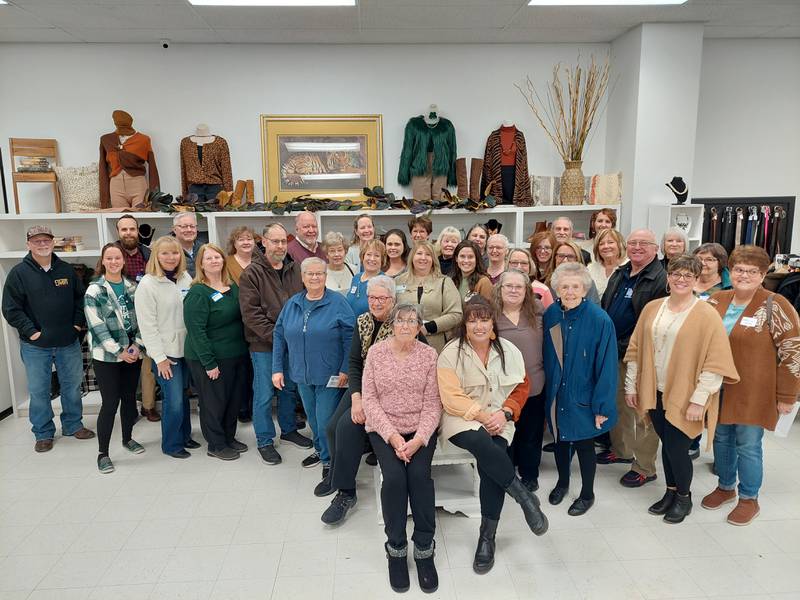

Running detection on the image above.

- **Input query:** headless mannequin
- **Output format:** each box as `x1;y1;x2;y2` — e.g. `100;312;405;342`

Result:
190;123;216;146
180;123;233;200
423;104;440;127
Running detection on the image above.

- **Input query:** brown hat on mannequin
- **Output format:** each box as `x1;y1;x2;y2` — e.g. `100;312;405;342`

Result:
112;110;135;136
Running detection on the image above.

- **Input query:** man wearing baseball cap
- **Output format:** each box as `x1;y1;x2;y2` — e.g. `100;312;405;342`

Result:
2;226;95;452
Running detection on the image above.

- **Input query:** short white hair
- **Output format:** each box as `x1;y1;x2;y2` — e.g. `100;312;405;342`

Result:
295;211;318;225
173;212;197;227
300;257;327;273
487;233;509;248
322;230;346;249
367;274;396;297
553;216;574;231
551;262;592;292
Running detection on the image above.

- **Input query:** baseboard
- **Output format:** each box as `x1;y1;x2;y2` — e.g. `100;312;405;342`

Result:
0;407;12;421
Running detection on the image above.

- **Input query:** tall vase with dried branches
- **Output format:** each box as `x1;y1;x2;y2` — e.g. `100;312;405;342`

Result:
516;56;610;205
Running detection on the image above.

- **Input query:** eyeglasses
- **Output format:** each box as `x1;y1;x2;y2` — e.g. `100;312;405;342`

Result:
28;238;53;245
367;295;392;303
697;256;718;263
731;267;762;277
508;260;528;267
627;240;656;248
555;253;577;261
501;284;526;291
668;272;696;281
266;238;288;245
304;272;325;278
174;224;197;230
394;318;419;326
487;245;506;251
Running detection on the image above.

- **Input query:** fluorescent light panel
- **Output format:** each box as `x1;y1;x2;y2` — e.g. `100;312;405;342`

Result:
529;1;687;5
189;0;356;6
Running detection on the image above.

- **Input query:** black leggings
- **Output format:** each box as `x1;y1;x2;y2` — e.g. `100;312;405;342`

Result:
554;438;597;500
510;392;546;481
93;359;141;456
370;432;437;550
327;390;370;492
450;429;515;520
649;393;694;495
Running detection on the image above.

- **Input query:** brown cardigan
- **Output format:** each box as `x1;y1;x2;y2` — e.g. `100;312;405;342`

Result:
624;299;739;444
708;288;800;430
179;136;234;196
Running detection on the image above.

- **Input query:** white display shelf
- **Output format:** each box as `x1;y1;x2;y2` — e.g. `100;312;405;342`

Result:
100;212;208;247
0;249;101;259
0;213;102;254
648;203;705;251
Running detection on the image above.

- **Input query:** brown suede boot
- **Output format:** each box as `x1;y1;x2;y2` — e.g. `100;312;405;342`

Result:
469;158;483;201
232;180;246;207
245;179;255;204
456;158;468;198
701;487;737;510
727;498;759;526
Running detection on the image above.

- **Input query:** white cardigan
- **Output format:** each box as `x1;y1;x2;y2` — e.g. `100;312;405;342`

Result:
134;272;192;364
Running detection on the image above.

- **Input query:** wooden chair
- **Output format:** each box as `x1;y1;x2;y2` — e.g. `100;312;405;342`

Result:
9;138;61;213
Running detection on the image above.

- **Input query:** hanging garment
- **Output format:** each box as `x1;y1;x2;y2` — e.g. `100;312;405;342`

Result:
734;207;744;248
745;206;758;245
99;131;160;208
709;207;719;243
398;116;457;189
180;136;234;196
480;126;532;206
720;206;736;253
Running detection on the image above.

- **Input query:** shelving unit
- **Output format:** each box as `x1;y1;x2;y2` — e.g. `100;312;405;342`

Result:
648;203;705;251
0;203;619;418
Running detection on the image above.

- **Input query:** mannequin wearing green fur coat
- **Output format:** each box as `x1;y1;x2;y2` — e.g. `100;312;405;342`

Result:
397;116;457;189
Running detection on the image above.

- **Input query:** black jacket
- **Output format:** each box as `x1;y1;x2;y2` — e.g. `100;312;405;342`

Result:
2;252;86;348
601;257;667;358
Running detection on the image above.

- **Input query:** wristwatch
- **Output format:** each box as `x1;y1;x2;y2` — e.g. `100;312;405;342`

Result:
502;409;513;422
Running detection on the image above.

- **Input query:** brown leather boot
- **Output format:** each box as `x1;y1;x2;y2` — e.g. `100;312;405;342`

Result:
469;158;484;201
456;158;468;198
701;487;737;510
727;498;760;526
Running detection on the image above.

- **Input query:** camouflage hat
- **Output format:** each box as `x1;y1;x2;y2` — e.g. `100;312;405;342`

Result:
26;225;54;240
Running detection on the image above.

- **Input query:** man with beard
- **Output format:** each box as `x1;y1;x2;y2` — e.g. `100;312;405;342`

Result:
116;215;160;422
2;226;95;452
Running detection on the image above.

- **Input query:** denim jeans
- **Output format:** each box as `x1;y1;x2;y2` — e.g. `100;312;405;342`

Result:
250;351;299;448
19;339;84;440
296;383;344;465
714;423;765;499
151;357;192;454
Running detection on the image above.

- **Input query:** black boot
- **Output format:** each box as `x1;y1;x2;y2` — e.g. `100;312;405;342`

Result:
385;542;409;593
648;489;677;516
473;517;498;574
506;478;548;536
664;492;692;524
413;541;438;593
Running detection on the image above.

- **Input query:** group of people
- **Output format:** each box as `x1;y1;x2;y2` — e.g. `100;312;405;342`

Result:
2;208;799;595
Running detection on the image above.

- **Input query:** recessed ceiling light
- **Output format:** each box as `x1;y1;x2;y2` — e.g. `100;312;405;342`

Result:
189;0;356;5
529;1;687;5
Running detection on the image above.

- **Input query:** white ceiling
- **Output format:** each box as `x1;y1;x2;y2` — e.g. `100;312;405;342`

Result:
0;0;798;44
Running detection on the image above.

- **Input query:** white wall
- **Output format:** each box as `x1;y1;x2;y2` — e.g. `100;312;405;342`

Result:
694;38;800;251
0;43;608;212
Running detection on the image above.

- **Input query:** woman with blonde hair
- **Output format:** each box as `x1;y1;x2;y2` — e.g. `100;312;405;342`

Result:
588;228;627;296
396;240;462;353
346;239;386;316
135;236;197;458
435;226;461;275
184;244;249;460
225;225;256;285
346;213;376;270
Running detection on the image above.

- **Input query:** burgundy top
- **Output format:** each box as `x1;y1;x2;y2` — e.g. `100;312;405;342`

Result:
287;237;327;264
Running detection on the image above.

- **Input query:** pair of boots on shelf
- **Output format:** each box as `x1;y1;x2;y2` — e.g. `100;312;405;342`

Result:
455;158;484;201
218;179;255;208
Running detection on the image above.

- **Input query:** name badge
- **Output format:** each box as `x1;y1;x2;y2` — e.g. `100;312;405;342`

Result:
740;316;758;327
136;274;143;282
210;291;224;302
624;288;634;299
349;286;357;294
698;293;709;301
180;288;189;299
396;284;407;293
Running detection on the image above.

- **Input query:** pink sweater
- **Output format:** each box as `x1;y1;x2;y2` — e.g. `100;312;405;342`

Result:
362;339;442;445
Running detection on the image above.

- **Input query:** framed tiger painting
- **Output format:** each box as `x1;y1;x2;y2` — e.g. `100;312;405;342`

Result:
261;114;384;204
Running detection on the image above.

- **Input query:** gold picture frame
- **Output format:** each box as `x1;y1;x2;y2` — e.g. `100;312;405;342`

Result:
260;114;384;204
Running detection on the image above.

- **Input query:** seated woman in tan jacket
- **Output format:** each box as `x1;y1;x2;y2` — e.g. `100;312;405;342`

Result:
625;255;739;524
396;240;462;353
437;297;548;576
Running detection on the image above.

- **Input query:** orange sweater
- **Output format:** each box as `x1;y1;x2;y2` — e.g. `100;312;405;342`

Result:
99;132;160;208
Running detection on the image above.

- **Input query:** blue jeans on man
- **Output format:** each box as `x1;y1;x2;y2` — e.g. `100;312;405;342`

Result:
296;383;344;465
713;423;765;499
250;351;300;449
20;339;85;440
151;357;192;455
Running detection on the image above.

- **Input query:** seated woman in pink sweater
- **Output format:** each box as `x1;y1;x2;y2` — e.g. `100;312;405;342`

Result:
362;303;442;595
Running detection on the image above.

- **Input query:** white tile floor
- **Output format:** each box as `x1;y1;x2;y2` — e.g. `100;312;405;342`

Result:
0;412;799;600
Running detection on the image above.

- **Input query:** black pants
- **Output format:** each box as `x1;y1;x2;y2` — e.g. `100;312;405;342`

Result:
510;392;546;482
93;359;141;456
188;183;222;202
327;390;370;491
238;358;255;420
554;438;597;500
450;429;514;520
649;393;694;495
370;432;437;550
187;356;247;452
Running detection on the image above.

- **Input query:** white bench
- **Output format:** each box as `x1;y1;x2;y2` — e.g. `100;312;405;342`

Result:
373;437;481;524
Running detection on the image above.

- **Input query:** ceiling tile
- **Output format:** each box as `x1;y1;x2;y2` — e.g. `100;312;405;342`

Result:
0;27;79;42
15;2;209;30
360;4;519;29
63;28;224;44
0;4;51;28
194;6;358;29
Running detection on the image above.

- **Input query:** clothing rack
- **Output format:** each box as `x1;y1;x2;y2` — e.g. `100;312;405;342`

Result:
691;196;794;259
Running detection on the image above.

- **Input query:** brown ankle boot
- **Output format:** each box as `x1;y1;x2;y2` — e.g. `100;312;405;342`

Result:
727;498;759;526
469;158;484;201
456;158;468;198
701;487;737;510
232;180;246;207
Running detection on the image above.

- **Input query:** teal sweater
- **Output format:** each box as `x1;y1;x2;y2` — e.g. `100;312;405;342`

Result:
397;116;457;186
183;283;248;370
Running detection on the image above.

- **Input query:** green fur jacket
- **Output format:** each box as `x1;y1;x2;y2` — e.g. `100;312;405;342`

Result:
397;116;457;186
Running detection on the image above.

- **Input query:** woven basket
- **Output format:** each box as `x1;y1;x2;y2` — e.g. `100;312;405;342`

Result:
560;160;585;205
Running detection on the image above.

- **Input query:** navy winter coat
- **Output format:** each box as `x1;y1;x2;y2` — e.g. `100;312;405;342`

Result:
272;288;355;386
543;299;618;442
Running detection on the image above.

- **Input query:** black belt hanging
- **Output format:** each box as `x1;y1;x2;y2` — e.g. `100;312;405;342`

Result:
709;207;719;243
721;206;735;253
734;207;744;247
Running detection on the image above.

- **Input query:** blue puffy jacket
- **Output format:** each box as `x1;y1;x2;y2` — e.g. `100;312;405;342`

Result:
543;299;618;442
272;288;355;386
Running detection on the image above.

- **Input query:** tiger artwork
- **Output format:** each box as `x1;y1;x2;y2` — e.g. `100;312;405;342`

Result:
281;152;363;187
